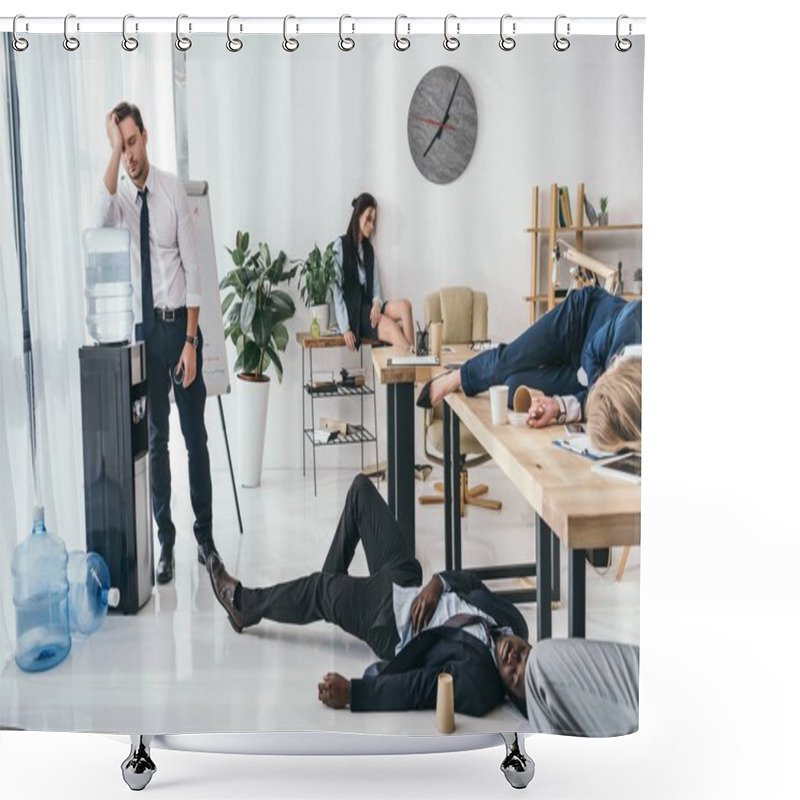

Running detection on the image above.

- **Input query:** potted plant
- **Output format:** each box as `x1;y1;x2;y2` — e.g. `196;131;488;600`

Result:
220;230;298;487
298;241;337;333
598;196;609;226
632;267;642;295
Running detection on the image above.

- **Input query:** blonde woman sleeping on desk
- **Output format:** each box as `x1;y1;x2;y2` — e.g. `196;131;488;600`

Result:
418;286;642;453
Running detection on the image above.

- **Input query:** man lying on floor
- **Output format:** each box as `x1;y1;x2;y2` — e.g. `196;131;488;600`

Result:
207;474;530;716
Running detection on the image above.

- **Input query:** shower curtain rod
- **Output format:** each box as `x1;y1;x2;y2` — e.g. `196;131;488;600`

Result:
2;15;645;37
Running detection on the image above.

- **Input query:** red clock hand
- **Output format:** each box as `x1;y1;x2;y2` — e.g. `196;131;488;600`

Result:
413;116;456;132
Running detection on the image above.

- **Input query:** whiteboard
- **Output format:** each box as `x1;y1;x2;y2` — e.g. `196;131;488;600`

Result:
184;181;230;397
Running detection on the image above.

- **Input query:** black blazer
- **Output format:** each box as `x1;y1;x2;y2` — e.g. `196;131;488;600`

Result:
349;571;529;716
339;234;374;347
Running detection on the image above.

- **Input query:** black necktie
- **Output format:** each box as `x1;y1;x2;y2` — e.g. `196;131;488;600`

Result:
138;188;155;338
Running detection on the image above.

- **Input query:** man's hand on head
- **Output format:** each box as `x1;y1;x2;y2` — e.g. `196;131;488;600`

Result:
105;111;122;152
318;673;351;709
410;575;444;635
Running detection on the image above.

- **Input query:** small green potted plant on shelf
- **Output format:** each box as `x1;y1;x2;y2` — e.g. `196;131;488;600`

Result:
598;196;609;226
632;267;642;295
298;241;337;334
220;230;299;487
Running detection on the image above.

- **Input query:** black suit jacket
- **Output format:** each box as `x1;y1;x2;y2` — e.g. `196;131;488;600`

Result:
349;571;528;716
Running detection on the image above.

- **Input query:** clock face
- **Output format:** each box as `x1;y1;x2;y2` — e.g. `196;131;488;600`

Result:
407;66;477;185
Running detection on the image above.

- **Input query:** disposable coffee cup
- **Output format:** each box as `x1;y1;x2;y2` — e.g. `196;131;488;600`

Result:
512;385;545;413
429;322;443;359
489;385;509;425
435;672;456;734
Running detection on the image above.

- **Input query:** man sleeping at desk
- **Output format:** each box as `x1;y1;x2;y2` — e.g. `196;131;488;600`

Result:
208;474;529;716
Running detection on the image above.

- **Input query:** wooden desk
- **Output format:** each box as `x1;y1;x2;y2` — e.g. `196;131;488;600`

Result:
444;392;640;640
371;345;475;555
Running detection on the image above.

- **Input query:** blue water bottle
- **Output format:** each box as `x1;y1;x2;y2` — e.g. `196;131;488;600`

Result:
12;507;72;672
68;551;120;635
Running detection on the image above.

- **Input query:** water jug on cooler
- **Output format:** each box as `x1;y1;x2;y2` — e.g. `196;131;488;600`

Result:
83;227;134;345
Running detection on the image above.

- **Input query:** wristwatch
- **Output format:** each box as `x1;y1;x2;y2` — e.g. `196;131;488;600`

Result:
185;334;200;348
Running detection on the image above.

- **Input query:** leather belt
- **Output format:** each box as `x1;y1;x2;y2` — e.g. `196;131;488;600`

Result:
155;306;187;322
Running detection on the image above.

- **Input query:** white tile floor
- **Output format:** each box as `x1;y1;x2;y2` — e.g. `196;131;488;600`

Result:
0;461;639;737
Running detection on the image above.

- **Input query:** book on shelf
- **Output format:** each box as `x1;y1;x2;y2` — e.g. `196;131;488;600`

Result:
563;186;573;227
558;186;573;228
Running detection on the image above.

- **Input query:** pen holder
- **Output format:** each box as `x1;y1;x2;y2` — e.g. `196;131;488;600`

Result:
415;329;429;356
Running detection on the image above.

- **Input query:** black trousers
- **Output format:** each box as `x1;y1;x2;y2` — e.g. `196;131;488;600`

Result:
241;475;422;660
144;320;213;549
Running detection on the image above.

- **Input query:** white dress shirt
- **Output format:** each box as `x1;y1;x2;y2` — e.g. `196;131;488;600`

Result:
96;165;202;324
392;578;507;667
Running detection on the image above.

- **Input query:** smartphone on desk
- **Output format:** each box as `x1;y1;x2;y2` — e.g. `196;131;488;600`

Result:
564;422;585;435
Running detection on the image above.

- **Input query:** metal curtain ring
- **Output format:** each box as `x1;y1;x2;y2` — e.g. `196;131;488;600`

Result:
283;15;299;52
226;15;242;52
443;14;460;51
13;14;29;51
122;14;139;51
394;14;410;51
553;14;570;51
499;13;515;51
63;14;80;51
175;14;192;51
615;14;632;52
339;15;355;51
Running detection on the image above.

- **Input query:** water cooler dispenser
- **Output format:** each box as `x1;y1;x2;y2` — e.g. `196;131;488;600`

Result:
79;229;153;613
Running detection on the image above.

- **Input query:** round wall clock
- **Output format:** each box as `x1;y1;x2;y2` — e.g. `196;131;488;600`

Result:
407;66;478;185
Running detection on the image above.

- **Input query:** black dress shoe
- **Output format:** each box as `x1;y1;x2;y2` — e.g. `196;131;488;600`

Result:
156;544;174;585
197;540;219;567
207;553;244;633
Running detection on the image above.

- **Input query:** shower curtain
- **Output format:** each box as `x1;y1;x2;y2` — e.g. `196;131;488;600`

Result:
1;25;643;741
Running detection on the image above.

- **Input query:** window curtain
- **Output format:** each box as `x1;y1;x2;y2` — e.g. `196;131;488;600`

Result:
0;35;175;664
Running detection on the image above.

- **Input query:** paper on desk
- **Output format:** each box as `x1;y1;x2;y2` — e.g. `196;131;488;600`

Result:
553;434;614;461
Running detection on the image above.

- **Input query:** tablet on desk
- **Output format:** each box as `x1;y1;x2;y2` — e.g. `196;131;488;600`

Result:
591;452;641;483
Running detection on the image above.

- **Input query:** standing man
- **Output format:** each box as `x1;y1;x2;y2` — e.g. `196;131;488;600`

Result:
97;101;218;584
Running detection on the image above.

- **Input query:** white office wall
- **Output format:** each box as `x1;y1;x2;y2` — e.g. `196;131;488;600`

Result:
186;34;644;470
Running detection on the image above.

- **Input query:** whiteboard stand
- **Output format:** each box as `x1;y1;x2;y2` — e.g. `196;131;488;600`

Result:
217;395;243;534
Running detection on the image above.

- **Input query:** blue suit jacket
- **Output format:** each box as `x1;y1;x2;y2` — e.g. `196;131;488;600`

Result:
349;571;528;716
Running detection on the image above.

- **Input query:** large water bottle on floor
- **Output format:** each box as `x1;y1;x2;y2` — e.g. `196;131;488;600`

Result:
68;551;121;635
12;507;72;672
83;227;134;344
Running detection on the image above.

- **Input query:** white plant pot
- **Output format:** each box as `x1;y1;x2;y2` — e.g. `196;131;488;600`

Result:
632;280;642;295
310;303;330;332
237;374;270;488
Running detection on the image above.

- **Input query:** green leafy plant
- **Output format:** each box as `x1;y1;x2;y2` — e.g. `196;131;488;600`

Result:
633;267;642;282
220;231;299;382
599;196;609;213
298;242;337;307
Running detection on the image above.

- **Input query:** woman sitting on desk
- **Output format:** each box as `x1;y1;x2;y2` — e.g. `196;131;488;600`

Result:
332;192;414;352
418;286;642;449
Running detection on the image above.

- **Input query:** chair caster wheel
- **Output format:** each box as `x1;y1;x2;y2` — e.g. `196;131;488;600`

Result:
121;735;156;791
500;733;535;789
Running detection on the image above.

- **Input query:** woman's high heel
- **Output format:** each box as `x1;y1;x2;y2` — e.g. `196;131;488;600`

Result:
416;371;449;409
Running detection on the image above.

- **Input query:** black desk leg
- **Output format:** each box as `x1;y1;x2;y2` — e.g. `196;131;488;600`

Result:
535;515;552;641
568;548;587;637
443;403;453;571
387;383;415;555
451;412;462;570
386;385;396;514
551;529;560;603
